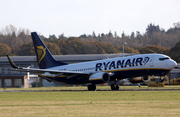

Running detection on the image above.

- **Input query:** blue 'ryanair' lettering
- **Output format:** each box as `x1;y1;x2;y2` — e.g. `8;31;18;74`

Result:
95;63;102;71
131;58;136;66
117;60;124;68
135;58;143;66
124;59;131;67
103;62;110;70
109;61;115;69
143;57;149;65
95;57;149;71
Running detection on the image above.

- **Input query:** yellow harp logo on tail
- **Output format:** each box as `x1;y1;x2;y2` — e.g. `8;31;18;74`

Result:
36;46;46;64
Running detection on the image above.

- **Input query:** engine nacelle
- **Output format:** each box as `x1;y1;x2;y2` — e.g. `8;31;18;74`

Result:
129;76;149;83
89;72;110;83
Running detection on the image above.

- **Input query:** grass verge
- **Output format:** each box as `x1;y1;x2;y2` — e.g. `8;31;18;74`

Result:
0;86;180;116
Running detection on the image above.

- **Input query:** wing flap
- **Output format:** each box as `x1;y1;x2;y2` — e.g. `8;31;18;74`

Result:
17;68;90;75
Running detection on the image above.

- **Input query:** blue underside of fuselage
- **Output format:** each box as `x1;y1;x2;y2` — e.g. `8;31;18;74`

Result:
39;69;170;85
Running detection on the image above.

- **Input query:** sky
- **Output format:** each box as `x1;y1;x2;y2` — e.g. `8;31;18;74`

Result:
1;0;180;37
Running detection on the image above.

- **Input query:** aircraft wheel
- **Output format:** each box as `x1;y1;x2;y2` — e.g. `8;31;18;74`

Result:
111;84;116;90
115;85;119;90
91;84;96;91
88;84;96;91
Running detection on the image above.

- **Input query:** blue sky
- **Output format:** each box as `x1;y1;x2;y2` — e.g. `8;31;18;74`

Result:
1;0;180;37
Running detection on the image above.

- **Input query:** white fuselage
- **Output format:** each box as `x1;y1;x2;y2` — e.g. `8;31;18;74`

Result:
43;54;177;81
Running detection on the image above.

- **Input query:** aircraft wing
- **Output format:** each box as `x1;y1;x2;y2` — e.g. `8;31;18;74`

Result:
13;68;90;75
6;55;90;75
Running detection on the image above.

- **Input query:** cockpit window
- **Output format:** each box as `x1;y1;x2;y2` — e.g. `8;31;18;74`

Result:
159;57;169;61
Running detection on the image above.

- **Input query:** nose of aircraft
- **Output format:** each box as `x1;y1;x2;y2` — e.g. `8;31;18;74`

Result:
167;60;177;69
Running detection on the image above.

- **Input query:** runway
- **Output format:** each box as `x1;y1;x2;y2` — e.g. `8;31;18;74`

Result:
1;88;180;92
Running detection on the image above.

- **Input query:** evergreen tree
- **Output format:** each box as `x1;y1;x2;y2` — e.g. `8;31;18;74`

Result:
98;33;101;38
121;31;125;39
101;33;105;37
49;34;57;40
114;31;118;38
92;31;96;38
79;34;87;38
58;33;66;39
130;32;135;39
108;30;113;38
146;23;160;35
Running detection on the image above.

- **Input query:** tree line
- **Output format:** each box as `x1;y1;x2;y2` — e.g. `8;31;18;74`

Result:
1;23;180;62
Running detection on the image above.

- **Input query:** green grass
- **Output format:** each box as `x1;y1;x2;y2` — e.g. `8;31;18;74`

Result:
0;86;180;117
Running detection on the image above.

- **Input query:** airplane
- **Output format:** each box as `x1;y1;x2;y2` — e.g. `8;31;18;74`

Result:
7;32;177;91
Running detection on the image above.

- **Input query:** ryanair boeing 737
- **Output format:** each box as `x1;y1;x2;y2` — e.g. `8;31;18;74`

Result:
7;32;177;90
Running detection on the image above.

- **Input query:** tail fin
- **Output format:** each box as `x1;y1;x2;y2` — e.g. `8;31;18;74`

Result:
31;32;67;69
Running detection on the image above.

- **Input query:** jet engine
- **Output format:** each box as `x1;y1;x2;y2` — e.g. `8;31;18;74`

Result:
128;76;149;83
89;72;110;83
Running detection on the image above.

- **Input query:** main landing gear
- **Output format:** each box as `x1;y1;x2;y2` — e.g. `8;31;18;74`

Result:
111;84;119;90
87;84;96;91
111;79;119;90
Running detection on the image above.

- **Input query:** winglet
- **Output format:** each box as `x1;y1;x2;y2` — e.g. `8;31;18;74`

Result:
6;55;19;69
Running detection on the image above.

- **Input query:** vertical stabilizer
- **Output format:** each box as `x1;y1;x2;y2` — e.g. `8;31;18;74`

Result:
31;32;67;69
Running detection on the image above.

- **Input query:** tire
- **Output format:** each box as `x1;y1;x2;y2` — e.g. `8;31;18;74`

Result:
91;84;96;91
88;84;96;91
111;84;116;90
115;85;119;90
88;85;92;91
